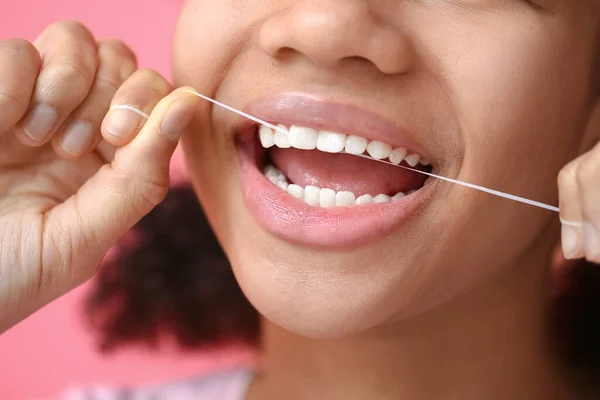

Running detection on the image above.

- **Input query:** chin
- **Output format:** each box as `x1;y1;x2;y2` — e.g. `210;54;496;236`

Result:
223;240;430;339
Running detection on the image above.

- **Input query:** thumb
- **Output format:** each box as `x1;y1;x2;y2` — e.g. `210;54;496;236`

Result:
45;87;201;286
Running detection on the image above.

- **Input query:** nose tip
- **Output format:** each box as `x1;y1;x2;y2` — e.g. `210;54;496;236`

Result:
258;1;415;76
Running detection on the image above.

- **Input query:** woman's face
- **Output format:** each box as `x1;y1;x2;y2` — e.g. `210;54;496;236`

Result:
173;0;599;338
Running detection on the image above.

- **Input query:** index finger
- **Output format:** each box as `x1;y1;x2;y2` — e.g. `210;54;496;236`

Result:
14;21;99;146
0;39;40;136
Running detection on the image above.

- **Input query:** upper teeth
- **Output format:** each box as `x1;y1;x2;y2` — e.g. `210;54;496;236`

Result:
259;124;428;167
317;130;347;153
273;125;292;148
289;126;318;150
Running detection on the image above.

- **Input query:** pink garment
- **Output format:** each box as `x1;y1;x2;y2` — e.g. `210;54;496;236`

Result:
60;369;253;400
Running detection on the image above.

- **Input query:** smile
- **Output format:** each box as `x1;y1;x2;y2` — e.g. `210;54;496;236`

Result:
259;124;430;207
236;93;437;248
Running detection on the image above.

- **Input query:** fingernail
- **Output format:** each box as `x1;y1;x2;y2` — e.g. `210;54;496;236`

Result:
160;99;196;141
104;108;142;139
23;104;58;142
561;224;581;259
59;121;94;156
584;222;599;259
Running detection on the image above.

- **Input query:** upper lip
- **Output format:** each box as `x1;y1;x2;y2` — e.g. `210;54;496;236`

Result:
236;92;430;159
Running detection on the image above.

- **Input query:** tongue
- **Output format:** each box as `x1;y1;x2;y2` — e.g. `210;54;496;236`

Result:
270;148;427;196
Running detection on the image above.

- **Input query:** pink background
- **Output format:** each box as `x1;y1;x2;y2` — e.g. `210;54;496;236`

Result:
0;1;253;399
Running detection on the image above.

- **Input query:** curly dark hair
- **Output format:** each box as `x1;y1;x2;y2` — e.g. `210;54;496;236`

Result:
86;185;600;384
85;185;260;352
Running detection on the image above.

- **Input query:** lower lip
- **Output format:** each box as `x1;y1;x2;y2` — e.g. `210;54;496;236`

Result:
237;139;435;249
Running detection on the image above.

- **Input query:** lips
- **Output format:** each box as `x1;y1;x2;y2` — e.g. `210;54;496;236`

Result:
245;92;429;155
235;93;436;248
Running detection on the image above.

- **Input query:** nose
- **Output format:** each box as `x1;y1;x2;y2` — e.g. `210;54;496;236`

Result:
258;0;415;75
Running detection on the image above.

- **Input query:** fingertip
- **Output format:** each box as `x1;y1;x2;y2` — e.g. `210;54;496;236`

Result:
584;222;600;263
176;86;201;95
158;94;199;142
561;223;583;260
102;105;147;146
110;88;201;173
51;120;97;159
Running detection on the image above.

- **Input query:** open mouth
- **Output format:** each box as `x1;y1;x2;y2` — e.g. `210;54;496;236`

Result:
234;94;437;248
257;124;433;207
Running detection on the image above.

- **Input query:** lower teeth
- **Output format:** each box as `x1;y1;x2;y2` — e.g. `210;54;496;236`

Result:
264;165;414;208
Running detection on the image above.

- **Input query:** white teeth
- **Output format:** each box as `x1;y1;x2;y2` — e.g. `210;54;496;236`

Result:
274;125;291;148
336;191;356;207
260;124;431;206
304;185;321;206
355;194;374;205
367;141;392;160
287;184;304;199
319;188;336;208
264;165;286;182
259;125;275;148
263;166;418;208
344;135;368;155
317;131;347;153
392;192;406;201
259;125;432;170
389;147;407;165
289;125;318;150
374;194;391;203
405;154;421;167
277;181;289;191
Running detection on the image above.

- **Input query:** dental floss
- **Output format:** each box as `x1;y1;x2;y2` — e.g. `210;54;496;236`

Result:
109;105;150;119
345;152;561;213
182;90;288;134
350;153;585;227
559;218;585;228
111;91;583;226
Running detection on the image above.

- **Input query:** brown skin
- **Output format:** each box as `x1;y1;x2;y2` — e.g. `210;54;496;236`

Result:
0;1;599;399
173;0;600;398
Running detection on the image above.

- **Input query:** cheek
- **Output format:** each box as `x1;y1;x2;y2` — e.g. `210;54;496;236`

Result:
414;11;596;251
433;18;592;177
172;0;255;93
386;13;597;306
173;0;254;227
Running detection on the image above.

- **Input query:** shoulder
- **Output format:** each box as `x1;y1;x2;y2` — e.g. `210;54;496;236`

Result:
60;369;254;400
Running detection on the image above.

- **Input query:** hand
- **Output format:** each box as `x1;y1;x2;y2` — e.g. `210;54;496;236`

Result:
0;21;201;332
558;140;600;263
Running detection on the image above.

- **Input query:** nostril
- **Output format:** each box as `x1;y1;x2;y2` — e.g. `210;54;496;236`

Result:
341;55;380;70
273;47;298;61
